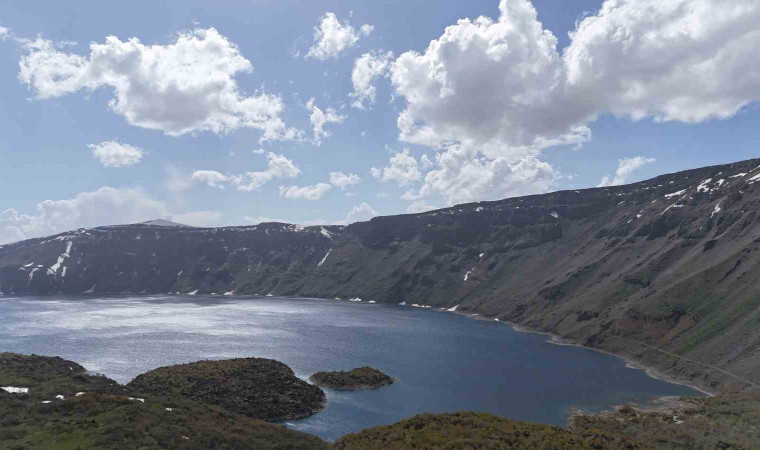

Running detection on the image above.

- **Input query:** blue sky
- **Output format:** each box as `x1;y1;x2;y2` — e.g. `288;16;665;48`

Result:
1;0;759;243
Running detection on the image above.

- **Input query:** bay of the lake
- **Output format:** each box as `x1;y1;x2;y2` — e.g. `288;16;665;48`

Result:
0;295;698;441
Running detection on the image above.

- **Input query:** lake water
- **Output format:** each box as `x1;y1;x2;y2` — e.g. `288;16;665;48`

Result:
0;295;698;441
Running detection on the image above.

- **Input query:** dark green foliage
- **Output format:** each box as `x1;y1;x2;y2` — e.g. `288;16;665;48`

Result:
310;366;393;391
332;411;642;449
127;357;326;421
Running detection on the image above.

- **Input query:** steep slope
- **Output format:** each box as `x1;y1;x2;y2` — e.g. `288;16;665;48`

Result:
2;159;760;393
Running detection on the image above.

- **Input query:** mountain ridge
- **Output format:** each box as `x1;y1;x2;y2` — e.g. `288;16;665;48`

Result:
2;157;760;394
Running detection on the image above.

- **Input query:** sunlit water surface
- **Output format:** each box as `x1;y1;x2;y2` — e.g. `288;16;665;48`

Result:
0;295;698;441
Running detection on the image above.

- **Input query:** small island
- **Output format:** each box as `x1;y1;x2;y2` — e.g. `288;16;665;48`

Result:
309;366;394;391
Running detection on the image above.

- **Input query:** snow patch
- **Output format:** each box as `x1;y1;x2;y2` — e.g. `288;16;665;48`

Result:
664;189;686;199
550;211;559;219
730;172;747;178
187;290;198;295
696;178;712;193
447;304;459;312
711;203;722;218
348;297;362;302
1;387;28;394
398;301;406;306
83;285;96;294
320;227;333;239
464;268;475;281
475;206;484;212
223;291;234;296
129;397;145;403
317;249;331;267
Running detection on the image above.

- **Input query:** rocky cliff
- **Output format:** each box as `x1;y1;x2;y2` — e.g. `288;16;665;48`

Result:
3;158;760;394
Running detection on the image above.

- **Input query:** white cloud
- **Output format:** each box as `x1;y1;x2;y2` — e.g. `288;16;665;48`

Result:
191;170;229;189
329;171;361;190
88;141;145;167
350;51;393;109
598;156;656;187
345;202;378;223
565;0;760;124
18;28;300;140
305;12;373;60
0;187;169;245
409;146;558;205
307;97;346;145
244;216;289;225
171;210;222;227
192;152;300;192
390;0;588;154
370;149;421;186
279;183;332;200
385;0;760;206
406;201;438;214
0;26;9;40
252;148;265;154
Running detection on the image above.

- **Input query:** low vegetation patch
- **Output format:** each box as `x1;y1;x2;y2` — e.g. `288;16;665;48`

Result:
127;357;326;421
332;411;642;449
0;353;328;449
571;392;760;449
310;366;394;391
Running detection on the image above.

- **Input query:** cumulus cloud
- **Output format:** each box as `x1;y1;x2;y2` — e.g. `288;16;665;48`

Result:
406;201;438;214
406;146;558;205
171;210;223;227
0;187;169;245
191;170;229;189
192;152;300;192
350;51;393;109
345;202;378;223
565;0;760;124
329;171;361;190
279;183;332;200
305;12;373;60
18;28;300;140
307;98;346;145
390;0;588;154
386;0;760;206
371;149;421;186
88;141;145;167
598;156;656;187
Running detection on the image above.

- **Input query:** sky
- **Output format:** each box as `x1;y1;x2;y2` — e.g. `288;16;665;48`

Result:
1;0;759;244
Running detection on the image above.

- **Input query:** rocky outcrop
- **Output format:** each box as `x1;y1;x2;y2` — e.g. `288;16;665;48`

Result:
127;358;326;421
3;158;760;393
310;367;394;391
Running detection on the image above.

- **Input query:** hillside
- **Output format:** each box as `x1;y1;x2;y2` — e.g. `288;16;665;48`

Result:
2;158;760;393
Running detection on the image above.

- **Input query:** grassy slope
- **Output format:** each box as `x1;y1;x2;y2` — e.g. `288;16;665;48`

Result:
571;393;760;450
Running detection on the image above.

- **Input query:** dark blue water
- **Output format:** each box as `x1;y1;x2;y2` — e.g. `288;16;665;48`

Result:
0;295;698;441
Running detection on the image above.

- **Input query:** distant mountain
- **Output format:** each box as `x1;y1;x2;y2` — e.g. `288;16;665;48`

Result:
2;158;760;394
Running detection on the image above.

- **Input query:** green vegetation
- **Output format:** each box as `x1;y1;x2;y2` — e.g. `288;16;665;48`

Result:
5;352;760;449
0;353;328;449
571;393;760;449
332;411;642;449
127;357;326;421
310;366;394;391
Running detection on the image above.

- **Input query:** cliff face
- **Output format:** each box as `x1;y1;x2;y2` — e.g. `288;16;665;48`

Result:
3;159;760;393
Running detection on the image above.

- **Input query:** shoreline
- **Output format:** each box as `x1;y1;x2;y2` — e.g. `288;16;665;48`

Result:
445;309;715;398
